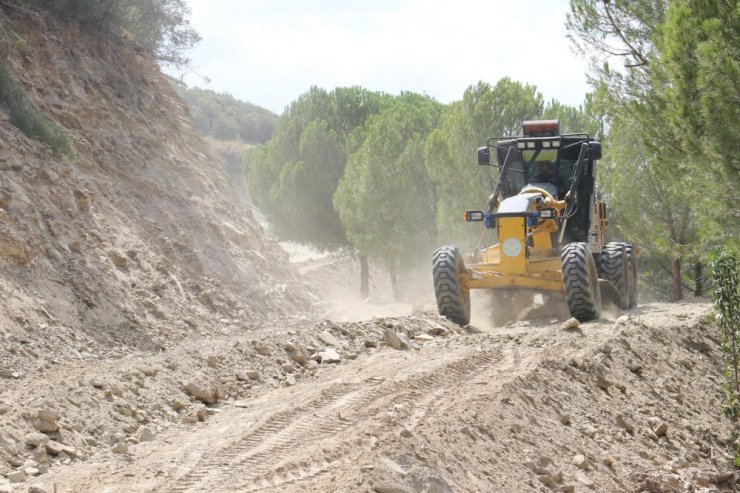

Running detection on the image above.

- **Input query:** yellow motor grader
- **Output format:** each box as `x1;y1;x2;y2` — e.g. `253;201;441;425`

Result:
432;120;637;326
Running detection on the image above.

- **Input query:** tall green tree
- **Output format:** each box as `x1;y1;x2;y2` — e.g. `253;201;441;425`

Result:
334;93;443;299
657;1;739;182
567;0;738;300
540;97;600;136
245;86;389;296
175;86;278;143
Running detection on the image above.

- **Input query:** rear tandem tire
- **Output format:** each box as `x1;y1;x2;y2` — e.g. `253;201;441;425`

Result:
625;243;638;308
561;242;601;322
432;246;471;326
600;242;630;309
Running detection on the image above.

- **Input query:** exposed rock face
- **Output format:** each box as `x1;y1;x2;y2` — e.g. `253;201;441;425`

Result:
0;4;311;350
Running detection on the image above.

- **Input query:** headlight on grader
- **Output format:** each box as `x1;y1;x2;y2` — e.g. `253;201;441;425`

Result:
464;211;485;222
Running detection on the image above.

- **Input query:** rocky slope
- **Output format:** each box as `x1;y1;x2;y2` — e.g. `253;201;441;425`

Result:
0;2;314;481
0;5;311;343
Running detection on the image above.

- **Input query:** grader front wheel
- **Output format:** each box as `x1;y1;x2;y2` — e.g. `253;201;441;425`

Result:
432;246;471;326
561;242;602;322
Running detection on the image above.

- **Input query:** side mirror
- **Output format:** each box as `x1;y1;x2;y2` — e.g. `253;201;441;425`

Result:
589;142;602;161
477;146;490;166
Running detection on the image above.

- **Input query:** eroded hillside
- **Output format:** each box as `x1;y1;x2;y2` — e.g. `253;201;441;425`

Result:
0;4;316;482
0;4;311;344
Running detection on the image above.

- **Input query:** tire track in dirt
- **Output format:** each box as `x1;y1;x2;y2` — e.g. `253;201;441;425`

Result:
170;348;504;492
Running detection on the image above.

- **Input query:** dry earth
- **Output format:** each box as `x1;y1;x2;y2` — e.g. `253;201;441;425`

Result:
0;5;736;493
6;301;735;493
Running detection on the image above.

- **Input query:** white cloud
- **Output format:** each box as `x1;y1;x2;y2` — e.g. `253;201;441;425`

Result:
171;0;591;113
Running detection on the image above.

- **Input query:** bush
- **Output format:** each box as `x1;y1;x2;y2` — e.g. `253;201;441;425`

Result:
0;60;75;158
174;85;278;144
711;249;740;465
16;0;200;67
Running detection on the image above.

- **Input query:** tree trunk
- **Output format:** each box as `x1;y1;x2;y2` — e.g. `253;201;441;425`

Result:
671;256;683;301
694;261;703;297
389;263;400;302
359;254;369;299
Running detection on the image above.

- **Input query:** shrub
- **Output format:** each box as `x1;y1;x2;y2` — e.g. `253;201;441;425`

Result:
15;0;200;67
711;249;740;465
0;60;75;158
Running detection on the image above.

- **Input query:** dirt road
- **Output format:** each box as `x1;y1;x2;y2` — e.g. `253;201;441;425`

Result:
20;301;734;493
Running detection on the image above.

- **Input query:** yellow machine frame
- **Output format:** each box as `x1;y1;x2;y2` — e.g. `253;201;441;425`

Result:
460;190;607;294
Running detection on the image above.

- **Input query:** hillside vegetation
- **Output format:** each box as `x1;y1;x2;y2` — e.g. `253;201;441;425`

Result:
174;86;277;144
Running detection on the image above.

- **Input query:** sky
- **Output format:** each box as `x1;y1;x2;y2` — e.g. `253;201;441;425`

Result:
170;0;592;115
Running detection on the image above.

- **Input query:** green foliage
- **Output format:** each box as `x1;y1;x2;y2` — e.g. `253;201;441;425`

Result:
174;86;277;143
244;86;389;250
17;0;200;67
540;98;599;136
598;109;703;301
657;1;739;182
0;19;28;50
566;0;662;69
334;93;443;290
711;249;740;464
424;78;543;247
0;61;74;158
567;0;739;300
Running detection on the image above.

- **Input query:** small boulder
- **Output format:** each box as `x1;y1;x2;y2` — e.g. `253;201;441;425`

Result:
6;470;24;483
24;433;49;448
616;413;634;434
560;318;580;331
318;330;342;349
384;328;403;350
31;445;48;465
135;426;155;442
319;348;342;364
185;381;223;404
254;344;271;356
397;333;412;349
111;442;128;454
45;440;64;456
572;454;589;470
108;251;129;269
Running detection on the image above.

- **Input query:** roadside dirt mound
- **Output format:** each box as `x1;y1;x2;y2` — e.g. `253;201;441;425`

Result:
13;301;734;493
0;311;464;489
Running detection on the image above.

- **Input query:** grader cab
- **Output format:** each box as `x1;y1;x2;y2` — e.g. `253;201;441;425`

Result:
432;120;637;326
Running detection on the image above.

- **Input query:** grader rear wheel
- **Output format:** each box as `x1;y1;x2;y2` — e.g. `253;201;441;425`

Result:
600;242;630;309
561;242;601;322
625;243;638;308
432;246;470;326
